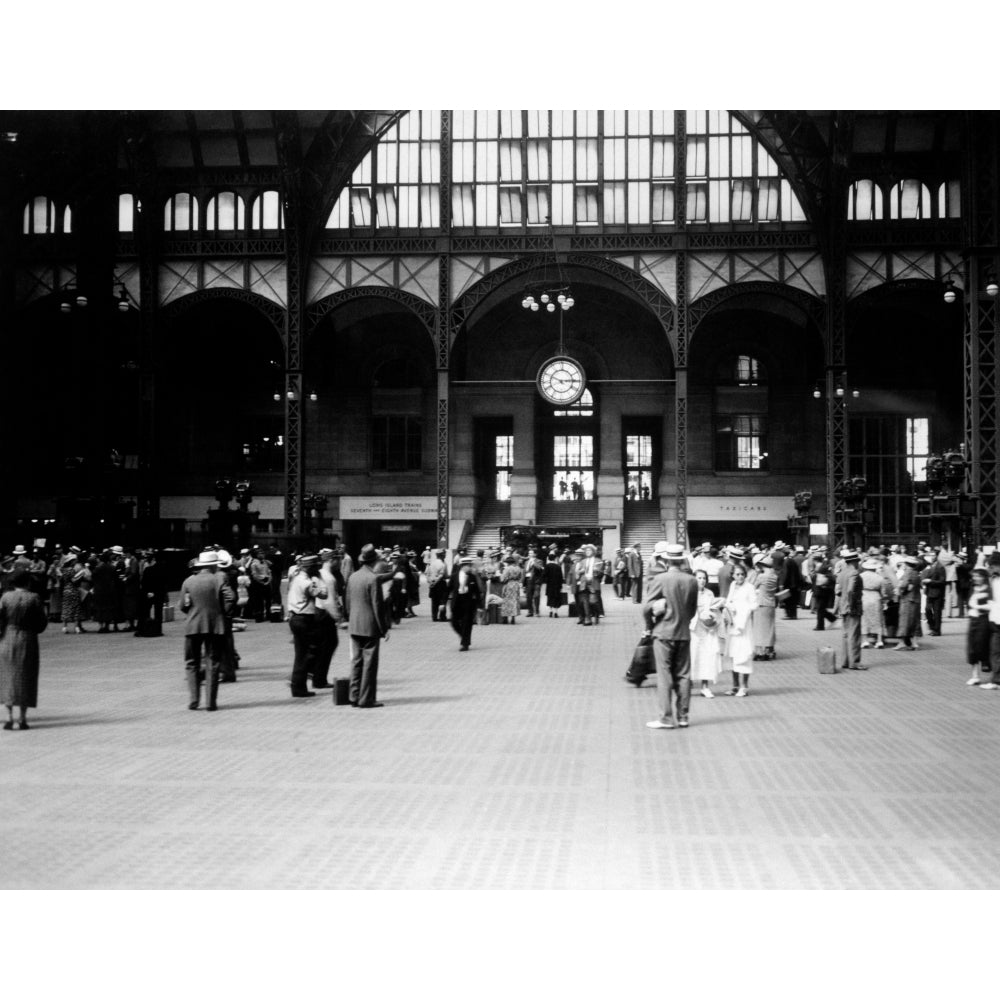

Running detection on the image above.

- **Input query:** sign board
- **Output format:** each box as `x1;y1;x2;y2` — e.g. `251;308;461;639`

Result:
686;496;793;521
810;522;829;535
340;496;437;520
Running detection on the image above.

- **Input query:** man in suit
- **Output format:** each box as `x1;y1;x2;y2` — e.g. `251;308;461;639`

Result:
179;550;236;711
626;543;643;602
573;543;604;626
642;542;699;730
136;549;168;637
834;548;865;669
344;543;392;707
448;552;482;651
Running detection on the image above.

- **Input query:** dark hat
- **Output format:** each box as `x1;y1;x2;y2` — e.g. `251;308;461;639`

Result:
358;544;378;564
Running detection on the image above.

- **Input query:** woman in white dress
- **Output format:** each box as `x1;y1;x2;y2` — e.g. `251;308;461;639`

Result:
690;569;724;697
723;563;758;697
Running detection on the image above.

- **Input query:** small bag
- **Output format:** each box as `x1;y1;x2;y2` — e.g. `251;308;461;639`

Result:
332;677;351;705
817;645;840;674
775;588;791;602
625;634;655;686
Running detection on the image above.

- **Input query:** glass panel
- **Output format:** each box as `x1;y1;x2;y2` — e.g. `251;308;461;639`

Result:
118;193;134;233
398;186;418;226
498;186;522;225
551;183;573;224
629;180;650;225
498;140;521;181
758;178;780;222
526;140;549;181
604;138;626;180
651;138;673;178
351;189;372;226
651;182;674;223
420;184;440;227
526;185;549;225
604;182;625;224
576;186;598;224
731;179;753;221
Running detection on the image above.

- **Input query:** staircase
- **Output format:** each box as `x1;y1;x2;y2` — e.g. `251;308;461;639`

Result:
464;499;509;554
622;500;664;553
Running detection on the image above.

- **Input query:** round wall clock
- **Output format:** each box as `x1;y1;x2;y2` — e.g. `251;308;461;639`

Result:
537;355;586;405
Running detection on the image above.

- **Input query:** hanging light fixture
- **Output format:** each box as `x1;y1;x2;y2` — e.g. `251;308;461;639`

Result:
987;274;999;298
943;279;958;304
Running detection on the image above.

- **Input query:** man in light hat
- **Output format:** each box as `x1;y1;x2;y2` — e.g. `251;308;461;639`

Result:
626;542;643;603
643;542;699;730
573;543;604;626
834;549;865;669
717;546;745;599
286;553;329;695
179;550;235;711
449;553;482;651
810;545;837;631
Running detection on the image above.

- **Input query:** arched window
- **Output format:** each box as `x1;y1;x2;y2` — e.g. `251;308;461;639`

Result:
205;191;245;231
889;179;931;220
937;180;961;219
62;205;72;234
250;190;284;230
328;110;807;231
22;196;56;234
118;193;136;233
847;179;884;221
715;354;766;386
164;192;199;232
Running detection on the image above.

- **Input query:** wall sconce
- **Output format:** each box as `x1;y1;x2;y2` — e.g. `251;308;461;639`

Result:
286;389;297;401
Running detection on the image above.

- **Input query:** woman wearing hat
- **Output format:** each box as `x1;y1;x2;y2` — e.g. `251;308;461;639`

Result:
860;556;893;649
690;569;724;696
0;570;48;731
60;554;90;634
543;551;564;617
752;555;779;661
722;562;758;696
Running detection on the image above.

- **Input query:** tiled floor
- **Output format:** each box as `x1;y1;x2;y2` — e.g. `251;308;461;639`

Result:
2;591;997;889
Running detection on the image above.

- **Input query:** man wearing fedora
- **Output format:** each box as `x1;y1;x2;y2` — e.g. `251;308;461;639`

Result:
179;550;236;711
643;542;699;730
573;543;604;626
344;544;393;707
834;548;866;670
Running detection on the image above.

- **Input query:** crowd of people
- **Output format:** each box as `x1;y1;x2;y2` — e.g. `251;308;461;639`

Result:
0;532;994;732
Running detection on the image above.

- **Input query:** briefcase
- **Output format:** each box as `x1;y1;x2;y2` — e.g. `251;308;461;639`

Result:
817;645;840;674
332;677;351;705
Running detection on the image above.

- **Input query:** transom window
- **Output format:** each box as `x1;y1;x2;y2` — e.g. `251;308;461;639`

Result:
22;196;69;235
205;191;246;231
554;388;594;417
250;190;284;230
164;193;199;232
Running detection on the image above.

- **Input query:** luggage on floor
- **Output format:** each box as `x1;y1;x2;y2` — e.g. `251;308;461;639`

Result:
268;604;284;623
332;677;351;705
817;645;840;674
626;635;655;686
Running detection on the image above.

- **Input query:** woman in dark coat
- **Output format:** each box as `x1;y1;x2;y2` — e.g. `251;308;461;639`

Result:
90;553;120;633
543;552;564;617
0;570;48;730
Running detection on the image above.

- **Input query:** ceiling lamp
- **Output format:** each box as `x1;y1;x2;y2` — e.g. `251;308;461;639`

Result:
943;280;957;304
987;274;999;298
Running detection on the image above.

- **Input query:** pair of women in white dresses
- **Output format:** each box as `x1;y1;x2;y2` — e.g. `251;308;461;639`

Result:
691;566;758;697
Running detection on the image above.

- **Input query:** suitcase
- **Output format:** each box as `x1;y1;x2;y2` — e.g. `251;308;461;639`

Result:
268;604;284;623
332;677;351;705
626;635;656;686
162;605;176;623
817;645;840;674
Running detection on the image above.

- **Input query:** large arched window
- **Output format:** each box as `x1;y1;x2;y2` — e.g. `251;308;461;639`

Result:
205;191;245;231
326;110;806;231
250;190;284;230
889;179;932;220
847;179;884;221
164;192;199;232
22;196;57;234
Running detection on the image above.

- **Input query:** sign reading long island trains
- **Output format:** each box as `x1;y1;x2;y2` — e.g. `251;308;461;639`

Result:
340;496;438;520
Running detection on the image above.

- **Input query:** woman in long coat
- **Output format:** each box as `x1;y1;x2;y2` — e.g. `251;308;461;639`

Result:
0;570;48;730
543;553;564;617
61;556;90;633
860;558;894;648
500;557;523;624
752;556;778;660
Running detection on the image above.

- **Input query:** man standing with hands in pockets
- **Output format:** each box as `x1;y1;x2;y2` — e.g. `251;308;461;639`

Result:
344;544;392;708
643;542;699;730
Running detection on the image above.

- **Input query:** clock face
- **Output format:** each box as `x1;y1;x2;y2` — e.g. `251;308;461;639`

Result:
537;356;586;405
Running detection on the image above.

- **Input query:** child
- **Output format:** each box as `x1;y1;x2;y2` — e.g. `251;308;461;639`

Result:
966;568;992;686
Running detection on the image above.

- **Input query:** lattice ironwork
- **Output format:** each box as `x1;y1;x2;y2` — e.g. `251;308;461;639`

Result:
673;110;688;544
160;237;286;258
847;222;964;248
437;396;449;547
687;229;816;251
315;236;441;255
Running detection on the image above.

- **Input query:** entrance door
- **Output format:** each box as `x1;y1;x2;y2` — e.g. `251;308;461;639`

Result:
553;435;594;500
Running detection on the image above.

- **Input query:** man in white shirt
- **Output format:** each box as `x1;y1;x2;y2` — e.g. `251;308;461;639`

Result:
286;554;328;697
